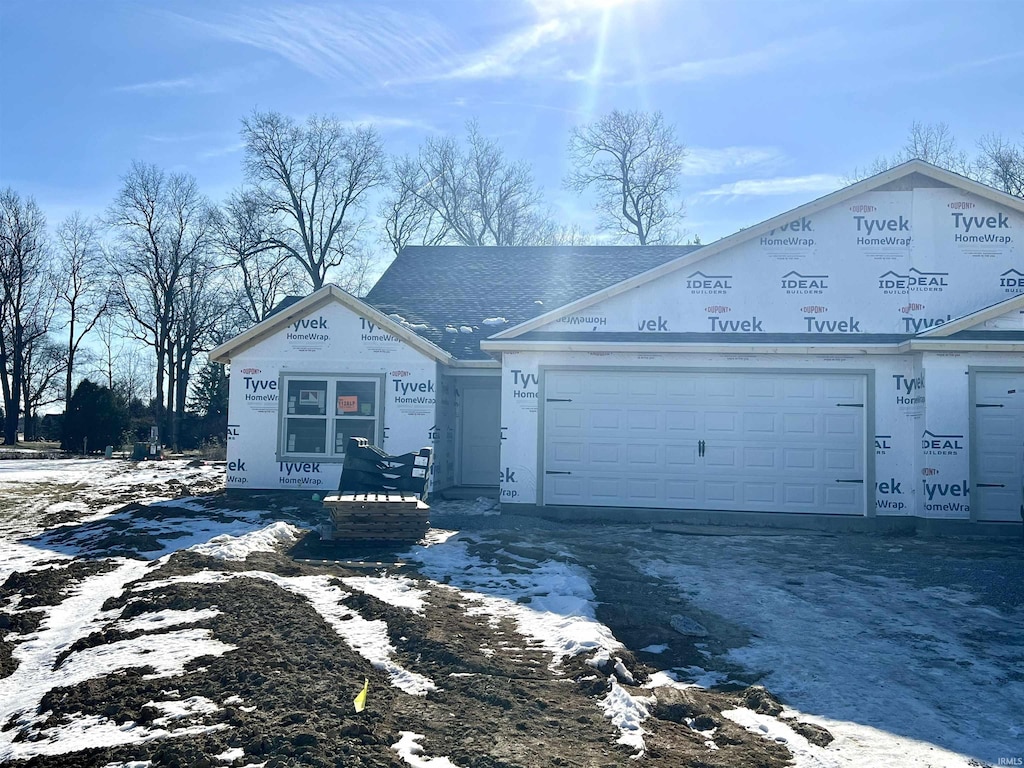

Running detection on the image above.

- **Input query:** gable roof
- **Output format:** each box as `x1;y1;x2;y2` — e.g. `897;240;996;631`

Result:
489;160;1024;342
209;284;453;365
364;245;701;360
918;292;1024;338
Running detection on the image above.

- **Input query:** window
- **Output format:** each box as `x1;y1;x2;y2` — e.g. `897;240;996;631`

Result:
281;375;381;460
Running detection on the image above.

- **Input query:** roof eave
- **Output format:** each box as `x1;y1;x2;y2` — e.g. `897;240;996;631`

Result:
209;284;455;366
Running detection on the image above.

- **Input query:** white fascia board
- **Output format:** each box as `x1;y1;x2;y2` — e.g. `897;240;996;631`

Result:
479;339;909;356
210;284;454;365
909;339;1024;352
448;359;501;369
917;293;1024;337
491;160;1024;341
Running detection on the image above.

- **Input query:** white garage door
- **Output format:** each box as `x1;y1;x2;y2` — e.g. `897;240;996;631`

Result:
543;369;866;515
973;371;1024;522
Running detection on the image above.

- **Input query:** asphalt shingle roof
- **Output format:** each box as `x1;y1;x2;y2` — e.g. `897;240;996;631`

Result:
364;245;702;360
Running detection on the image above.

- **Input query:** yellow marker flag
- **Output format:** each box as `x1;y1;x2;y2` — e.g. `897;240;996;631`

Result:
353;678;369;713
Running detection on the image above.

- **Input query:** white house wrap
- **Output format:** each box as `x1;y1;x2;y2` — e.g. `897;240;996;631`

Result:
213;160;1024;532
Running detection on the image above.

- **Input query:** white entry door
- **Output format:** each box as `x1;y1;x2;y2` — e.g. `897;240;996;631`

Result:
973;371;1024;522
543;369;867;514
459;382;501;486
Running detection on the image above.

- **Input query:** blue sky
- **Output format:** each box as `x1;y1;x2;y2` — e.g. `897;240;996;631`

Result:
2;0;1023;247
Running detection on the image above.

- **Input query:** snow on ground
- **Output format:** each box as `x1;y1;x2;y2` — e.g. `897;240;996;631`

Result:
1;459;1020;766
391;731;463;768
407;536;622;667
0;556;233;761
635;533;1024;766
188;521;301;560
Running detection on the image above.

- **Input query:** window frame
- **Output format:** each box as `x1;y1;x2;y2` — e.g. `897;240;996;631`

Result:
277;372;385;462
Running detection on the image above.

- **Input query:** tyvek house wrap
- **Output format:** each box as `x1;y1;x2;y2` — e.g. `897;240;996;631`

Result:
499;184;1023;521
226;301;439;492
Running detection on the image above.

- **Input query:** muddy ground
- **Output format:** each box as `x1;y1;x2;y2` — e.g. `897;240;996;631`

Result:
0;471;833;768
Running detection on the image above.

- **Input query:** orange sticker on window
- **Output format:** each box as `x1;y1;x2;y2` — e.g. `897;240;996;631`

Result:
337;395;358;413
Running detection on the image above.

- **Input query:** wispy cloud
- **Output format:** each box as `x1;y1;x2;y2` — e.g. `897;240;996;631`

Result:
700;174;843;198
342;115;438;132
168;4;457;86
198;141;246;160
114;63;270;94
682;146;785;177
638;32;839;86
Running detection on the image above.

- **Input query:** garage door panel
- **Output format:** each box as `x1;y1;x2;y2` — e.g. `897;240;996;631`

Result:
782;413;817;434
626;443;660;467
743;447;776;469
588;443;621;464
551;442;584;464
551;409;584;429
974;372;1024;521
744;483;776;503
705;482;738;502
825;449;858;471
543;370;865;515
783;448;817;470
666;410;698;432
705;412;737;432
627;410;660;431
666;480;698;502
590;409;622;430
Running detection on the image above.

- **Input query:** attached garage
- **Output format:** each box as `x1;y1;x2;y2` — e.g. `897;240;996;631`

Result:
972;369;1024;522
542;369;868;515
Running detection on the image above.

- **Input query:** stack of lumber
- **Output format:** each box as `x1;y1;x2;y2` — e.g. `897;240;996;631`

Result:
322;492;429;540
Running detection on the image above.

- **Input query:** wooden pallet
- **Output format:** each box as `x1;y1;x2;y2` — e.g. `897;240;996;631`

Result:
322;493;429;541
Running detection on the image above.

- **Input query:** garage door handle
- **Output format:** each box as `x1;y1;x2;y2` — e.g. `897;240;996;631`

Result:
836;403;864;408
976;403;1004;408
546;470;572;475
546;398;573;402
698;440;705;457
976;483;1005;488
836;479;864;483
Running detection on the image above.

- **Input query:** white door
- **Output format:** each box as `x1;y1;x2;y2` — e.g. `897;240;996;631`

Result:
973;371;1024;522
543;369;866;514
459;383;501;486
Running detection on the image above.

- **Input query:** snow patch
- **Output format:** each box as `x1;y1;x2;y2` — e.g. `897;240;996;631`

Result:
599;679;654;757
392;731;463;767
188;522;301;561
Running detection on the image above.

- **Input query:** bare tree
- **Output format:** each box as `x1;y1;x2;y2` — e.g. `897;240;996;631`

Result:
565;110;687;245
381;120;552;253
241;111;386;289
54;212;110;406
848;122;975;182
976;134;1024;198
22;336;65;441
0;189;53;444
107;161;218;449
216;190;304;326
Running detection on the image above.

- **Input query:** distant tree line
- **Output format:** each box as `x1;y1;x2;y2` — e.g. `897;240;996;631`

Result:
2;111;1021;451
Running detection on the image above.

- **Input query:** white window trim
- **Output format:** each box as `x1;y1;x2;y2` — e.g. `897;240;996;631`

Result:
277;372;385;463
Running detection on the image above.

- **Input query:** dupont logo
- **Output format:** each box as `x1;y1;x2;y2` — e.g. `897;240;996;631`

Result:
390;370;410;377
921;467;939;476
705;305;731;313
240;368;261;375
899;303;925;314
948;201;976;210
801;305;827;314
849;204;876;213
